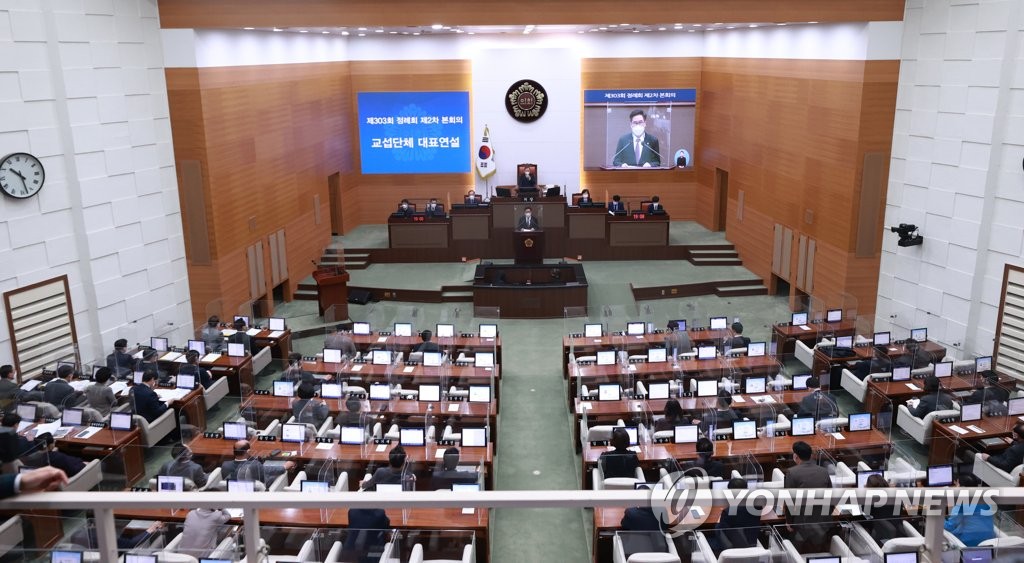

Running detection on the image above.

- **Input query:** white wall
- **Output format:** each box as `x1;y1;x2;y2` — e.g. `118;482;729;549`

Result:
877;0;1024;358
0;0;193;369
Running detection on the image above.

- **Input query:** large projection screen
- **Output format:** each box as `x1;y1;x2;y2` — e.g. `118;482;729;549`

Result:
357;91;471;174
583;89;696;171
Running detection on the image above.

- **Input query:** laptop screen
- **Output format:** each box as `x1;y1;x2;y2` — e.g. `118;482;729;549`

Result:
745;377;766;394
934;361;953;378
961;403;982;422
791;312;808;326
622;426;639;446
475;352;494;368
61;408;83;427
453;483;480;493
124;555;157;563
893;366;911;381
584;323;602;338
281;423;306;443
110;412;132;431
353;322;371;335
435;324;454;338
596;350;616;365
927;464;954;487
300;480;329;493
369;383;391;401
885;552;919;563
273;381;293;397
598;384;620;401
50;551;83;563
647;382;669;400
16;403;36;421
227;342;245;357
376;484;402;493
133;371;144;384
848;412;871;432
419;384;440;402
697;345;717;360
268;317;286;331
910;327;927;341
469;385;490;403
826;309;842;323
709;317;728;330
394;323;413;337
340;426;364;445
874;332;891;346
696;379;718;397
647;348;667;363
1010;397;1024;416
807;557;840;563
320;383;342;399
176;373;195;389
423;352;443;367
187;339;207;356
792;416;815;436
157;475;184;492
371;350;392;365
670;319;687;331
223;422;248;440
626;322;645;336
233;316;250;326
399;427;425;446
792;374;812;390
227;480;255;493
732;420;757;440
461;427;487;447
961;548;993;563
836;335;853;349
150;337;168;352
479;324;497;338
746;342;766;357
674;425;698;443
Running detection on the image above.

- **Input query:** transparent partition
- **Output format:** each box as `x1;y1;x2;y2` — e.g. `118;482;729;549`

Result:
736;452;764;487
387;530;476;563
614;530;678;562
767;521;863;563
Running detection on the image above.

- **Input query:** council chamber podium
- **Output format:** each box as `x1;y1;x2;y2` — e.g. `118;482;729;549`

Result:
514;230;544;264
312;266;350;319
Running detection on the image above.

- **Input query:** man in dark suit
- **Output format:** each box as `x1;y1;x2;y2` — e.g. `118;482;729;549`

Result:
43;364;79;409
517;165;537;188
131;370;168;423
360;445;408;491
432;447;479;489
325;326;358;359
708;478;765;554
724;322;751;349
200;315;224;353
345;508;390;554
23;432;86;477
619;484;669;557
106;339;135;378
425;198;444;217
292;381;329;427
598;427;640;479
516;207;540;231
463;190;479;205
612;109;661;167
608;194;626;214
979;423;1024;472
966;370;1010;407
907;375;953;419
413;330;442;353
784;441;834;552
227;317;252;352
646;195;665;214
395;199;414;217
0;364;42;404
797;376;838;419
177;350;213;389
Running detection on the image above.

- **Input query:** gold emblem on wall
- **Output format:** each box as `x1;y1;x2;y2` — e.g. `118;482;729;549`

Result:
505;80;548;123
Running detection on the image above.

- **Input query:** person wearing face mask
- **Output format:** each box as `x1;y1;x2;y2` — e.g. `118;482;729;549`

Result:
613;109;661;168
395;199;414;217
158;443;208;488
577;189;593;206
517;165;537;189
516;206;540;231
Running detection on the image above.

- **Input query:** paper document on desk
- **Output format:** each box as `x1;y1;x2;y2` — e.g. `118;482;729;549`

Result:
905;383;920;391
160;352;183;362
226;508;243;518
375;444;387;452
221;329;237;336
268;331;284;338
155;388;189;402
20;379;41;392
246;328;261;336
74;426;102;440
799;325;812;331
110;381;129;396
949;425;969;435
351;365;363;372
377;336;388;343
435;449;448;459
132;350;145;359
175;356;188;363
34;421;60;436
69;380;91;391
201;353;221;363
315;442;334;450
403;366;414;373
752;396;775;404
831;432;846;440
968;425;986;434
16;421;32;433
731;395;746;403
448;404;460;412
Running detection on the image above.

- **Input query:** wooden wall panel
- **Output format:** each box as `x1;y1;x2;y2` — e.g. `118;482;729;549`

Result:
581;58;702;221
158;0;906;29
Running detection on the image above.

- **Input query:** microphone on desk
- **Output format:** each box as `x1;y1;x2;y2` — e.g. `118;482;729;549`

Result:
610;142;633;166
643;143;666;166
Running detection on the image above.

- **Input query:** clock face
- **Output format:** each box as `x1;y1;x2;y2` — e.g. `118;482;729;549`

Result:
0;152;45;199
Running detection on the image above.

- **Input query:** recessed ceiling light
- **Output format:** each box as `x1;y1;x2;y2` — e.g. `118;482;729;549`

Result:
413;32;420;35
694;24;703;27
358;33;365;36
299;29;308;33
726;26;735;29
778;23;787;26
243;27;254;30
431;24;443;30
609;24;618;28
658;27;666;31
341;31;349;36
578;30;585;34
272;28;282;32
674;23;683;26
599;27;607;30
749;24;757;28
375;29;383;33
714;22;723;25
632;29;640;33
389;31;397;34
621;23;629;26
807;21;818;24
322;31;329;34
467;31;474;35
688;29;695;33
357;27;367;31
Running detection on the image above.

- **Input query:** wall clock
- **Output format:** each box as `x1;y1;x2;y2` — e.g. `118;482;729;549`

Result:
0;152;45;199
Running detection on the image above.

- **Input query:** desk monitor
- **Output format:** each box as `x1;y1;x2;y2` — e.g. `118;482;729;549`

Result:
961;548;993;563
223;421;248;440
233;315;250;327
647;347;667;363
732;419;757;440
885;552;920;563
697;345;717;360
323;348;342;364
791;312;809;326
340;426;364;445
423;352;443;367
836;335;854;349
927;464;954;487
273;381;294;397
469;385;491;403
418;384;440;402
910;327;927;341
462;427;487;447
669;319;687;331
394;323;413;337
622;426;639;446
872;332;891;346
176;373;195;389
596;350;616;366
856;469;884;489
61;408;83;427
110;412;132;431
934;361;953;378
892;366;912;381
269;317;286;331
792;416;815;437
584;323;603;338
745;377;766;394
133;371;144;384
598;384;621;401
626;322;645;336
376;483;403;493
51;551;83;563
711;480;730;490
848;412;871;432
158;475;184;492
369;383;391;401
150;337;168;352
647;382;670;400
281;423;306;443
400;427;425;446
436;323;454;338
1010;397;1024;416
16;403;36;421
674;425;698;444
807;557;841;563
187;339;206;356
125;555;157;563
227;480;255;493
479;324;498;338
227;342;245;358
709;316;728;330
474;351;494;368
826;309;843;323
792;374;812;390
300;480;329;493
747;342;766;357
975;356;992;372
371;350;392;365
353;322;371;335
960;402;982;423
696;379;718;397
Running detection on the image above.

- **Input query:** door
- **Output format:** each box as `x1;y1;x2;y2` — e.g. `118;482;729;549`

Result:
714;168;729;231
328;172;343;235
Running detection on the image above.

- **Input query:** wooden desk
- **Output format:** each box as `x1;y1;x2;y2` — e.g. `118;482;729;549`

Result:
929;416;1016;466
349;334;502;364
771;320;856;357
567;206;607;239
490;197;566;229
472;263;588;319
862;372;1002;413
449;205;492;240
607;214;669;246
155;352;254;397
388;216;451;249
24;425;147;486
249;328;293;359
562;330;735;378
811;341;946;387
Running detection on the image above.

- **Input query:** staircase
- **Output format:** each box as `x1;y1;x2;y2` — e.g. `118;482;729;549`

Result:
440;285;474;303
686;246;743;267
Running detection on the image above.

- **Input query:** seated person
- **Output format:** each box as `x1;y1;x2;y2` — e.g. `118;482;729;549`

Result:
43;364;80;408
292;381;329;428
177;350;214;389
608;194;626;214
432;447;478;489
361;445;408;490
966;370;1009;408
424;198;445;217
619;484;670;555
345;507;390;554
325;325;357;359
577;189;593;206
852;351;892;380
220;439;294;484
130;370;168;423
179;508;232;558
861;474;902;544
654;399;687;432
336;395;365;427
72;520;164;551
597;427;639;479
106;339;134;378
85;367;118;416
797;376;838;418
394;199;414;217
907;375;953;419
516;207;540;231
688;437;726;479
23;432;86;477
158;443;208;489
227;317;252;352
281;352;318;384
724;321;750;349
944;472;995;546
413;330;441;353
1;413;46;458
517;165;537;190
463;190;479;205
646;195;664;214
200;315;224;353
893;338;932;369
664;320;692;357
0;364;42;404
696;390;739;434
136;348;167;383
978;423;1024;471
707;477;765;554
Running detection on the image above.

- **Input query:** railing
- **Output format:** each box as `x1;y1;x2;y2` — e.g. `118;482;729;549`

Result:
4;487;1020;562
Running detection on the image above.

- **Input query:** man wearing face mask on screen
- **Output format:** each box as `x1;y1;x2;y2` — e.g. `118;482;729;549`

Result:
612;109;661;168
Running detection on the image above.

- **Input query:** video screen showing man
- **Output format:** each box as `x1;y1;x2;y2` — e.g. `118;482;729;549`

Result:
517;207;540;231
517;164;538;189
613;110;661;168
